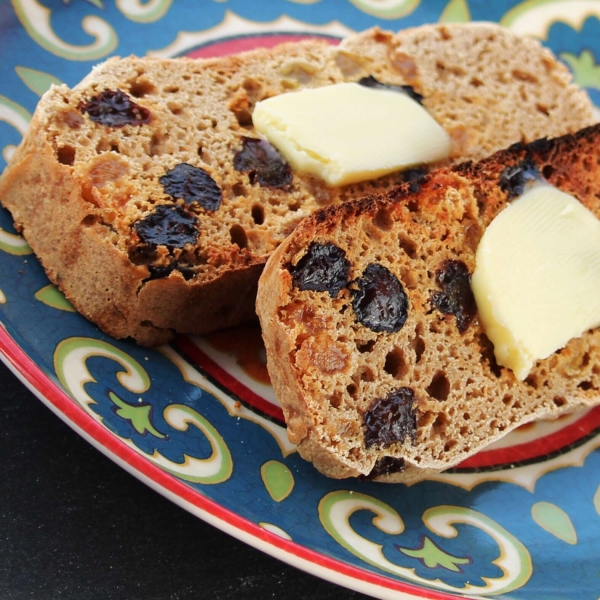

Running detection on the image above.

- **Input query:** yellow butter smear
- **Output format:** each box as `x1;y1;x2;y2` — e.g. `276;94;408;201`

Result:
472;183;600;380
252;82;451;186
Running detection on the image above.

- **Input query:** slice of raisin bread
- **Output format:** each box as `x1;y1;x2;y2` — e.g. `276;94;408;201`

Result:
256;123;600;483
0;23;594;345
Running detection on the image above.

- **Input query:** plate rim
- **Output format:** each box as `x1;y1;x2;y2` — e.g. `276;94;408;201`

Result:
0;324;475;600
2;3;600;597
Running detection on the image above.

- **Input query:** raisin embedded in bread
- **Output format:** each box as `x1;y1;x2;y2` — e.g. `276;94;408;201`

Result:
0;23;595;345
256;123;600;483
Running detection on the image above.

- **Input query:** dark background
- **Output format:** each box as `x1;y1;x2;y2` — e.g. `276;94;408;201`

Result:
1;359;371;600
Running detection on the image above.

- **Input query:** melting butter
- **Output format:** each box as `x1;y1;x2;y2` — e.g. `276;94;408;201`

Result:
252;82;451;186
472;183;600;380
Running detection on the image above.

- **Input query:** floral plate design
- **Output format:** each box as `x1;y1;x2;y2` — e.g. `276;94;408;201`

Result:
1;1;600;599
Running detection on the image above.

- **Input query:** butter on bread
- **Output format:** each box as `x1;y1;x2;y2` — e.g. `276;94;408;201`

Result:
0;23;594;345
256;124;600;482
472;183;600;380
252;82;452;185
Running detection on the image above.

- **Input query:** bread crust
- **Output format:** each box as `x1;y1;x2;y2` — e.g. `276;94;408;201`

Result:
0;23;594;344
257;124;600;482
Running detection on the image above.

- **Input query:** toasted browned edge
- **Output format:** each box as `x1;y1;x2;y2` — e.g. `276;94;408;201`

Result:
256;123;600;481
0;41;338;346
0;128;263;346
0;23;595;345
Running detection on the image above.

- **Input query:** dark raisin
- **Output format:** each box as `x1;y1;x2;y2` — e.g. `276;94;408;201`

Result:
147;264;195;280
363;387;417;448
233;137;292;188
403;167;428;183
133;205;198;250
79;90;151;127
499;156;540;200
160;163;222;211
359;456;406;480
358;75;424;105
431;260;476;332
403;167;428;193
289;242;350;298
352;264;408;333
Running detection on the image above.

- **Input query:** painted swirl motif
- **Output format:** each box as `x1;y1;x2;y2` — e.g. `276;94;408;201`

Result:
531;502;577;544
0;94;31;164
15;67;62;97
11;0;118;61
0;5;597;599
319;491;532;595
116;0;173;23
261;460;295;502
500;0;600;38
54;337;232;484
439;0;471;22
0;227;32;256
34;285;76;312
346;0;420;19
561;49;600;110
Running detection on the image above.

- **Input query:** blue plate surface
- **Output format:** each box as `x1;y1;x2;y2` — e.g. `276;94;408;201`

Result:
1;2;600;598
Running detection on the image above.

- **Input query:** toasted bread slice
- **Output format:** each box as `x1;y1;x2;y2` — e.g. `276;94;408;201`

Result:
0;23;594;345
256;124;600;482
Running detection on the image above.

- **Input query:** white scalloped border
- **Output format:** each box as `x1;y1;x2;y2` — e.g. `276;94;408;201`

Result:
147;10;355;58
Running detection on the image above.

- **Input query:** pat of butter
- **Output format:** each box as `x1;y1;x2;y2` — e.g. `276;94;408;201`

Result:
472;184;600;380
252;82;451;186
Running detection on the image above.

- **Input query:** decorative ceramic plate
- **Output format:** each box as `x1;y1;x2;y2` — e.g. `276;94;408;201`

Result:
1;1;600;598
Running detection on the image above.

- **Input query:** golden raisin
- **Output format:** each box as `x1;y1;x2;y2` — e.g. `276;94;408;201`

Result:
296;334;349;375
88;155;129;187
281;301;328;336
